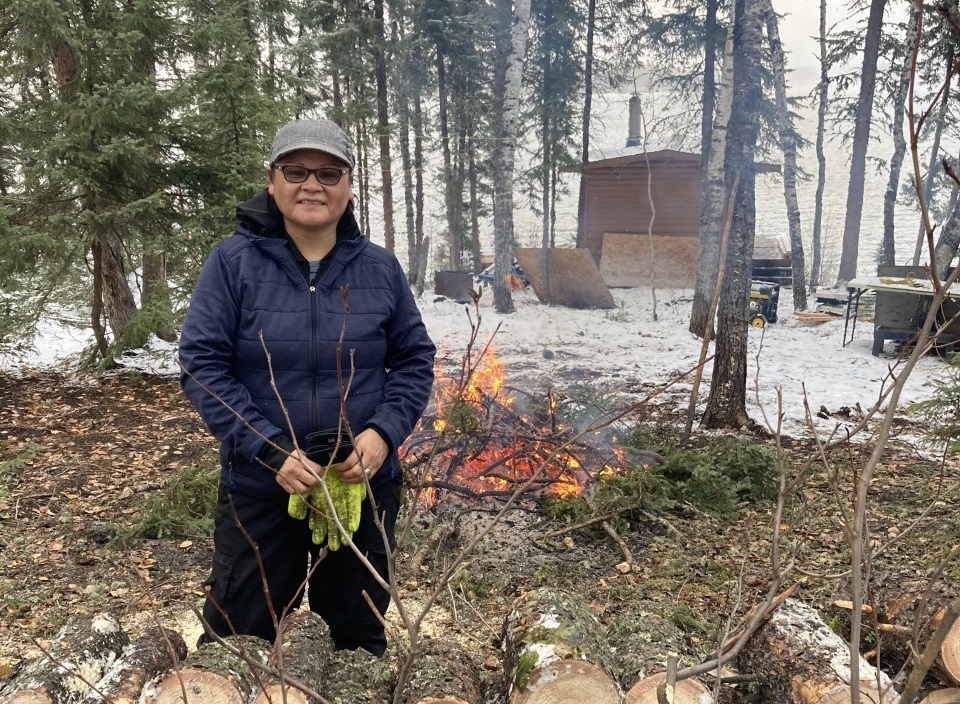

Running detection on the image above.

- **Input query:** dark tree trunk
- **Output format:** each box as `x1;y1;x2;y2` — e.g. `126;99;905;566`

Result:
437;51;461;270
468;126;482;274
810;0;828;291
836;0;887;284
704;0;763;430
373;0;395;253
93;231;139;347
913;49;954;266
395;39;418;284
763;0;806;311
575;0;595;249
413;97;428;292
881;6;919;268
701;0;719;172
933;196;960;281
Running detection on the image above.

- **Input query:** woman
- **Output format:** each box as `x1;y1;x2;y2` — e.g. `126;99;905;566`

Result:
179;117;436;655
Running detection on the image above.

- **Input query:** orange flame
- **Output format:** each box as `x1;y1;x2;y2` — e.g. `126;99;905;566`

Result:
414;348;627;505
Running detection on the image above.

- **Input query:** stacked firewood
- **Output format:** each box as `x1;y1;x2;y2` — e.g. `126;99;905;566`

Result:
2;592;959;703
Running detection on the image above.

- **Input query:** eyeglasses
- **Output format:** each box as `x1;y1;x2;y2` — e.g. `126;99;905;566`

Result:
273;164;351;185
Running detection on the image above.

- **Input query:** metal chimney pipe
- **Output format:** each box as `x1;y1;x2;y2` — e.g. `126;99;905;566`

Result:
626;95;642;147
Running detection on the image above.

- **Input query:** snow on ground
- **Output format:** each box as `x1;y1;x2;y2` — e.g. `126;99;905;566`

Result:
2;283;950;443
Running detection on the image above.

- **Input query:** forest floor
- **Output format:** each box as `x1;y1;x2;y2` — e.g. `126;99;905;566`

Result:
1;370;959;702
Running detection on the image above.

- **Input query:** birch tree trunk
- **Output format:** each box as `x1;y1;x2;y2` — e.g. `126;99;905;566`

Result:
704;0;763;429
810;0;829;291
492;0;533;314
836;0;888;285
881;6;919;268
689;21;735;338
762;0;806;311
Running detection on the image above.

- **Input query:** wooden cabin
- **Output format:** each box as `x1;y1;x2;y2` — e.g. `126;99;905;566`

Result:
577;148;783;287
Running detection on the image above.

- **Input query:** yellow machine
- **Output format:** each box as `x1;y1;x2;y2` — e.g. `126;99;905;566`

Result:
748;281;781;328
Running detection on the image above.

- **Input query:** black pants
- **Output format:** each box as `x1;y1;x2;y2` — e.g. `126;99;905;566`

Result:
199;475;401;656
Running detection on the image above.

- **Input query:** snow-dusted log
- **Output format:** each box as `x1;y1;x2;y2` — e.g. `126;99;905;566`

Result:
502;587;622;704
0;612;129;703
920;688;960;704
942;619;960;685
80;626;186;704
145;635;271;704
251;610;329;704
320;646;394;703
738;598;900;703
399;638;482;704
626;671;711;703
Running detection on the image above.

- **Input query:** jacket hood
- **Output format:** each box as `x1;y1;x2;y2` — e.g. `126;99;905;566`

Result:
235;189;363;242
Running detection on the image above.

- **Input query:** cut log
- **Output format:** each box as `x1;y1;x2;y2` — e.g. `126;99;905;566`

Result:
144;635;272;704
942;618;960;685
0;612;129;703
252;610;330;704
921;689;960;704
626;672;712;704
738;598;900;703
604;605;687;688
502;587;622;704
321;647;394;703
399;638;482;704
81;626;187;704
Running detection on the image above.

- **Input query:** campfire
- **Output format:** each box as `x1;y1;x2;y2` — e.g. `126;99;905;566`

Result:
402;346;628;506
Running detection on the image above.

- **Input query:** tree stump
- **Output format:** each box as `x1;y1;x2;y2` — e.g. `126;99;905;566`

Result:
252;610;330;704
80;626;187;704
625;672;712;704
738;598;900;703
502;587;622;704
399;638;483;704
145;635;272;704
0;612;129;704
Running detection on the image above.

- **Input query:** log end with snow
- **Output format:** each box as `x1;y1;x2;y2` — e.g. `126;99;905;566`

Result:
738;597;900;704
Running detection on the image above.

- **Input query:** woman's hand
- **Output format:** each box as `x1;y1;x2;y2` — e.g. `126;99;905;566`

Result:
336;428;389;484
275;451;324;495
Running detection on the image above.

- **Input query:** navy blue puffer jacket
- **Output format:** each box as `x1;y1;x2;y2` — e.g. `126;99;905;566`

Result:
179;192;436;497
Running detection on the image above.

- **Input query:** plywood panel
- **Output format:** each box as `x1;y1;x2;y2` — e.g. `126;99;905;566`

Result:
513;248;617;309
599;233;699;288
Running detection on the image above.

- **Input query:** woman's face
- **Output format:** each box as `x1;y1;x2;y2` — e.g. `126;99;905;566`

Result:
267;149;353;239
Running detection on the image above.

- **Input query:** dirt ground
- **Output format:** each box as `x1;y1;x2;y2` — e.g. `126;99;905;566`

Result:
1;370;958;701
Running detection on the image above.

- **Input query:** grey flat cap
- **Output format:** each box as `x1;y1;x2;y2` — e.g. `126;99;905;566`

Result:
269;118;355;169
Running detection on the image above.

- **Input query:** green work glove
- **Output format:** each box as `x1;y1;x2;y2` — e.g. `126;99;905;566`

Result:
287;469;366;550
